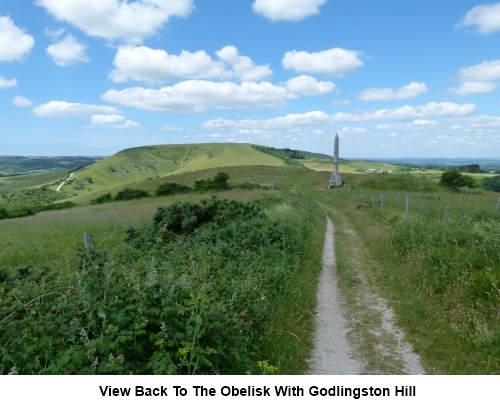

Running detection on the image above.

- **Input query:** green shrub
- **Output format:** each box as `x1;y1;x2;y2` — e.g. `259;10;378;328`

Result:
0;193;321;375
194;172;231;192
91;193;113;205
155;182;192;196
114;188;150;201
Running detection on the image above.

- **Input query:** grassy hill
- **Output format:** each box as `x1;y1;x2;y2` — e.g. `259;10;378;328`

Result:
58;143;287;196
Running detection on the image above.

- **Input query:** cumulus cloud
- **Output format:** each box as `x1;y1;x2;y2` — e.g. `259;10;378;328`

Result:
457;59;500;82
358;82;427;101
332;102;475;122
46;34;90;66
33;101;121;118
252;0;327;22
109;45;271;83
203;103;474;131
35;0;194;43
12;96;33;107
90;114;140;128
102;81;291;112
286;75;336;96
0;76;17;88
0;16;35;61
203;111;334;130
215;46;272;82
282;48;363;76
447;81;497;96
457;3;500;34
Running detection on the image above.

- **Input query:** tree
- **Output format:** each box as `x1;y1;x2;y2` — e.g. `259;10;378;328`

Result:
439;170;475;190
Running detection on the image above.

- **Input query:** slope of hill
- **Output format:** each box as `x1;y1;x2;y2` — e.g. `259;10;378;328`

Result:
58;143;287;195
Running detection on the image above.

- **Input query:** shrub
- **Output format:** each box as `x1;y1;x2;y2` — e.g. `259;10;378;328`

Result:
194;172;231;192
114;188;150;201
91;193;113;204
155;182;192;197
439;170;475;190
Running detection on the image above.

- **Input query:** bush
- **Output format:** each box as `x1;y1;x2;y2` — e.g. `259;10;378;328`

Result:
91;193;113;205
114;188;150;201
1;194;320;375
194;172;231;192
0;206;9;220
439;170;475;190
155;182;192;197
482;175;500;192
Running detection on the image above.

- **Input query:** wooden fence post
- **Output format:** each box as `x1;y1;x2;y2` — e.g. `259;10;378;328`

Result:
84;233;95;250
371;195;375;208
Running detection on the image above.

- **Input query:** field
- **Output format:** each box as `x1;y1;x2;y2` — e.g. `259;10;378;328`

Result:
1;144;499;375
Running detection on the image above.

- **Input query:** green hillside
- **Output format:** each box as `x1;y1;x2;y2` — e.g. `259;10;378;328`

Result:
57;143;287;195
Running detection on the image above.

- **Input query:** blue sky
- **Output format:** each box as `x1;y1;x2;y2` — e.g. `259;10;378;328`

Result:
1;0;500;158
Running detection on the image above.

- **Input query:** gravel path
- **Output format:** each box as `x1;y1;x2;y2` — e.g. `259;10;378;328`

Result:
308;216;362;374
308;214;425;375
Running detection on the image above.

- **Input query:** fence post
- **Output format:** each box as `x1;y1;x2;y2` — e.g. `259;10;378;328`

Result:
405;196;409;219
461;193;464;203
371;195;375;208
381;194;384;212
84;233;95;250
445;207;449;229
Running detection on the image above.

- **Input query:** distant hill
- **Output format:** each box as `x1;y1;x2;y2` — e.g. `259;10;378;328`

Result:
60;143;289;195
0;156;102;176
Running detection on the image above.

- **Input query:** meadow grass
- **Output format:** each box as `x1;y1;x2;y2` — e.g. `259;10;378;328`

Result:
315;174;500;374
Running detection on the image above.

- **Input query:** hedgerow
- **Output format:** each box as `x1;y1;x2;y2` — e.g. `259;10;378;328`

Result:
0;193;321;375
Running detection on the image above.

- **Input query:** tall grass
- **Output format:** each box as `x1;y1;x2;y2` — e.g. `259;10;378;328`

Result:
0;191;324;374
318;179;500;374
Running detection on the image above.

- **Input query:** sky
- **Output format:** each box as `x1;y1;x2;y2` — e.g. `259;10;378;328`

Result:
1;0;500;158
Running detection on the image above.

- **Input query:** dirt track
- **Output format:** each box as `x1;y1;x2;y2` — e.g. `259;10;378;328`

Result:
308;215;425;375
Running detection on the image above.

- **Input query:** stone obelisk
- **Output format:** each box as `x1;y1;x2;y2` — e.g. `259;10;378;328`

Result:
328;133;342;187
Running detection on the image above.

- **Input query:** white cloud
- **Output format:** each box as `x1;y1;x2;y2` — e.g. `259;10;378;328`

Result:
215;46;272;82
286;75;336;96
457;60;500;82
252;0;327;22
33;101;121;118
110;45;271;83
90;114;140;128
110;46;225;83
203;111;333;130
333;102;475;122
447;81;497;96
457;3;500;34
0;16;35;61
12;96;33;107
161;125;184;132
0;76;17;88
35;0;194;43
102;81;291;112
375;120;439;131
282;48;363;76
358;82;427;101
46;34;90;66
